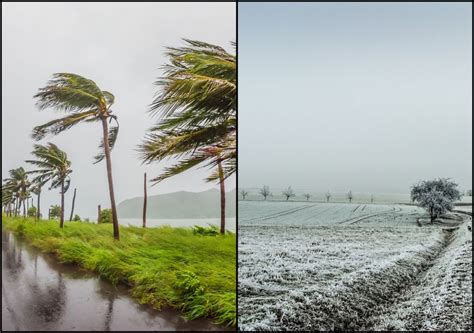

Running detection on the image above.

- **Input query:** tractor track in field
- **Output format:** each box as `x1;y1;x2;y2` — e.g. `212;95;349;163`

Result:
338;206;403;225
240;204;317;223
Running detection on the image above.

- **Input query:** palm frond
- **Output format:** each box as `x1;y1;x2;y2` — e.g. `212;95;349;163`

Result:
149;154;208;185
32;110;97;140
93;117;119;164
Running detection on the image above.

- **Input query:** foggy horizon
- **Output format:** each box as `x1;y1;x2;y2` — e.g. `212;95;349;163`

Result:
238;2;472;194
2;2;236;219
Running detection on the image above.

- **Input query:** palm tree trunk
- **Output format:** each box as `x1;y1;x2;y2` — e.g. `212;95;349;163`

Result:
22;199;26;217
101;118;120;240
36;189;41;220
218;161;226;235
60;180;65;228
69;188;77;221
143;173;147;228
98;205;101;223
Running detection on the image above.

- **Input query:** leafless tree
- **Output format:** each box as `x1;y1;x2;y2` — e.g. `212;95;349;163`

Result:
260;185;271;200
370;195;374;203
303;193;311;201
282;186;295;201
240;189;249;200
325;191;331;202
347;190;353;203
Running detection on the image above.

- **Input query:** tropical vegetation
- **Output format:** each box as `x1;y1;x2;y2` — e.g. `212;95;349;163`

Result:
32;73;121;239
139;40;236;234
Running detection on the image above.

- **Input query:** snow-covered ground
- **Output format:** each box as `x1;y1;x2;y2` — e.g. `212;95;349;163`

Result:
238;201;472;331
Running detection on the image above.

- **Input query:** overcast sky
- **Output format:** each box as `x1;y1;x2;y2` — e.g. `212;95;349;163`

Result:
239;2;472;194
2;2;235;219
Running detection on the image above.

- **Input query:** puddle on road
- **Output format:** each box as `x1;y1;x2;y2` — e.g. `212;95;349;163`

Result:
2;231;233;331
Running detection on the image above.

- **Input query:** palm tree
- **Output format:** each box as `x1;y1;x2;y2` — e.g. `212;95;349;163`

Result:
3;167;30;217
26;143;72;228
32;73;120;239
139;40;236;234
2;186;15;216
31;185;42;220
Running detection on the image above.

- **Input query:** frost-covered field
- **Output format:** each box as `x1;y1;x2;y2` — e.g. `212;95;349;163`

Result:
238;201;472;331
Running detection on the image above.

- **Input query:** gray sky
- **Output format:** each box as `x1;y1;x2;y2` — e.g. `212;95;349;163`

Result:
2;2;235;219
239;2;472;194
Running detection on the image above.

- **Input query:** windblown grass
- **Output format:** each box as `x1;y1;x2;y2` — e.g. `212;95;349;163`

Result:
2;216;236;327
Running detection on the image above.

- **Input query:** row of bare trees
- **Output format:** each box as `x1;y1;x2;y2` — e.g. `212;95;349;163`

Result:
239;187;376;203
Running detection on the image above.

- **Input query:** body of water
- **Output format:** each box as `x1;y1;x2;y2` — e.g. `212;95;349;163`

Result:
118;218;236;232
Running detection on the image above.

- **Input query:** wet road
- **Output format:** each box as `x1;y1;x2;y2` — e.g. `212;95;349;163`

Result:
2;230;232;331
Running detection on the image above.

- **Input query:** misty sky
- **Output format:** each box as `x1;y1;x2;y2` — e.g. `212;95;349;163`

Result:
239;2;472;194
2;2;235;219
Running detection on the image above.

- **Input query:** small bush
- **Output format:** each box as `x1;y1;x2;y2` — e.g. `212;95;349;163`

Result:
73;214;81;221
98;208;112;223
27;206;37;217
192;225;219;236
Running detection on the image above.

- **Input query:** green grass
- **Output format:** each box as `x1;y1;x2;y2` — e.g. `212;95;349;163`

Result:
2;216;236;327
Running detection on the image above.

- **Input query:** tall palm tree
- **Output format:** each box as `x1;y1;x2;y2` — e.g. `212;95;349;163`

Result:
26;143;72;228
3;167;30;217
2;186;15;216
139;40;236;234
30;177;49;221
32;73;120;239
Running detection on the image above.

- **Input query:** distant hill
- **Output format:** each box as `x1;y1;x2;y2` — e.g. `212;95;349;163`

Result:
117;189;236;219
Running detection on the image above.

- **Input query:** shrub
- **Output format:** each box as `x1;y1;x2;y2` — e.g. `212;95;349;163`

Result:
192;225;219;236
49;205;61;219
98;208;113;223
27;206;37;217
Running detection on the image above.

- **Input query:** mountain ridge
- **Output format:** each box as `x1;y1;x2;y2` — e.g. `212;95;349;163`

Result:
118;188;236;219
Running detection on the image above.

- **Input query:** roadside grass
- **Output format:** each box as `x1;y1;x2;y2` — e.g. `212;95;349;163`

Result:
2;216;236;327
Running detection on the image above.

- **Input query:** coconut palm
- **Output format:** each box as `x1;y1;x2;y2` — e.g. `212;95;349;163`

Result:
32;73;120;239
26;143;72;228
3;167;30;217
2;186;15;216
30;177;49;221
139;40;236;234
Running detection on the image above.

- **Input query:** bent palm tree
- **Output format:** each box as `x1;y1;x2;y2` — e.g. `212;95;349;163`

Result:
3;167;31;217
139;40;236;234
26;143;72;228
2;186;15;216
33;73;120;239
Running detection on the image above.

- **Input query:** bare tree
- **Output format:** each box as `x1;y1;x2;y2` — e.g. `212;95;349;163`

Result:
325;191;331;202
282;186;295;201
240;189;249;200
260;185;271;200
370;195;374;203
347;190;353;203
303;193;311;201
